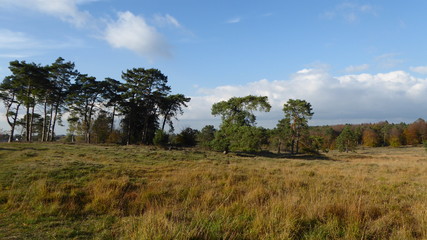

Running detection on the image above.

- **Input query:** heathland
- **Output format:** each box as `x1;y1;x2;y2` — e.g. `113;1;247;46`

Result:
0;143;426;239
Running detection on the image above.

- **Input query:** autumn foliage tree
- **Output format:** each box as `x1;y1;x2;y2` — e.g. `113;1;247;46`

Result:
362;128;380;147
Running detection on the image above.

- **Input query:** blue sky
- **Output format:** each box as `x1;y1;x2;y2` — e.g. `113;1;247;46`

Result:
1;0;427;132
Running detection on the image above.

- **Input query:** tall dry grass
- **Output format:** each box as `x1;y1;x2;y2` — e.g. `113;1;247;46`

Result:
0;143;426;239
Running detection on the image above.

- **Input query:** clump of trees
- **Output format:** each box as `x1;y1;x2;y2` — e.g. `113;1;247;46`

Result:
2;57;426;155
0;58;190;144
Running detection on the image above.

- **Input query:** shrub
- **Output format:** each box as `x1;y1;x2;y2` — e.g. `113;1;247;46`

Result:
153;130;169;147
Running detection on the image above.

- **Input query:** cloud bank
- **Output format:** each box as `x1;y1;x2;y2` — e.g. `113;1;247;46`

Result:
179;69;427;129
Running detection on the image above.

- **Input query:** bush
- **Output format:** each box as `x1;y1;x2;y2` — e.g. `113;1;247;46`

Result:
153;130;169;147
175;128;199;147
197;125;216;149
211;125;266;152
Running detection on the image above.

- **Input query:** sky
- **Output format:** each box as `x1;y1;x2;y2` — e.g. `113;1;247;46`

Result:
1;0;427;133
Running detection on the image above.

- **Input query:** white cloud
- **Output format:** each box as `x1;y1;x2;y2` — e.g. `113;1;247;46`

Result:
154;14;181;28
181;69;427;129
0;29;37;49
344;64;369;73
410;66;427;74
0;0;92;27
104;11;171;59
227;17;241;24
0;28;85;58
1;1;181;59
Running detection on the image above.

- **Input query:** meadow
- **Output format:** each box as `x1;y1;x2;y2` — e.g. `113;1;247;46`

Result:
0;143;426;239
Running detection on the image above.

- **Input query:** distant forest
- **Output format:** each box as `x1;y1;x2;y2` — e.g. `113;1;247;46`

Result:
1;57;426;153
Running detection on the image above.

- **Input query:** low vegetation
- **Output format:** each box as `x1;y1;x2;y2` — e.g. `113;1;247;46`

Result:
1;143;426;239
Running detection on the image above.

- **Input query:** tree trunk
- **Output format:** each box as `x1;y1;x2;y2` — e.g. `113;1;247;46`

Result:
47;104;54;141
86;99;96;144
29;104;35;142
7;103;20;143
161;108;171;132
161;116;167;132
25;83;32;142
295;135;300;155
127;117;131;145
50;104;59;141
110;105;116;133
291;139;295;155
41;97;48;142
26;104;30;142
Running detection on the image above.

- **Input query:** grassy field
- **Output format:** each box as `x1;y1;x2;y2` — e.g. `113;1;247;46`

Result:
0;143;426;239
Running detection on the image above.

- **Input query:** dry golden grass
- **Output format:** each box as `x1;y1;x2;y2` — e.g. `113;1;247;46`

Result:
0;143;426;239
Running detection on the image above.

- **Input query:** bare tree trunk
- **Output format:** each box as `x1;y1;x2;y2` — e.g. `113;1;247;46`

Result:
50;104;59;141
47;105;54;141
25;84;32;142
29;104;35;142
291;139;295;155
161;108;171;132
7;103;20;143
127;117;131;145
41;97;48;142
25;104;30;142
110;105;116;133
86;100;96;144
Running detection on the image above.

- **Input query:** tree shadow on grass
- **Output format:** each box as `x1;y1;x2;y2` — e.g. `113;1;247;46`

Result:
235;151;337;161
0;147;18;151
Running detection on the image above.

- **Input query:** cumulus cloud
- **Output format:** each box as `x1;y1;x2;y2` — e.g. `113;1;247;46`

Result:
1;1;181;59
410;66;427;74
104;11;171;59
0;0;92;27
180;69;427;129
344;64;369;73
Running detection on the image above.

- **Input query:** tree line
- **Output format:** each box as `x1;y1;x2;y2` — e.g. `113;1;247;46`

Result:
0;57;190;144
1;58;426;153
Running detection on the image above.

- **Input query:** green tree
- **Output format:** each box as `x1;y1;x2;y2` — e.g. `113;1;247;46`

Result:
175;127;199;147
272;118;291;154
91;110;112;144
68;74;105;143
159;94;191;132
47;57;78;141
120;68;171;145
282;99;314;154
212;95;271;126
102;77;126;134
7;60;49;142
0;76;22;142
197;125;216;149
211;95;271;152
336;125;358;152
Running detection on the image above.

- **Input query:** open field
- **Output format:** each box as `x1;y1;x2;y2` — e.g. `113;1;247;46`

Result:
0;143;426;239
